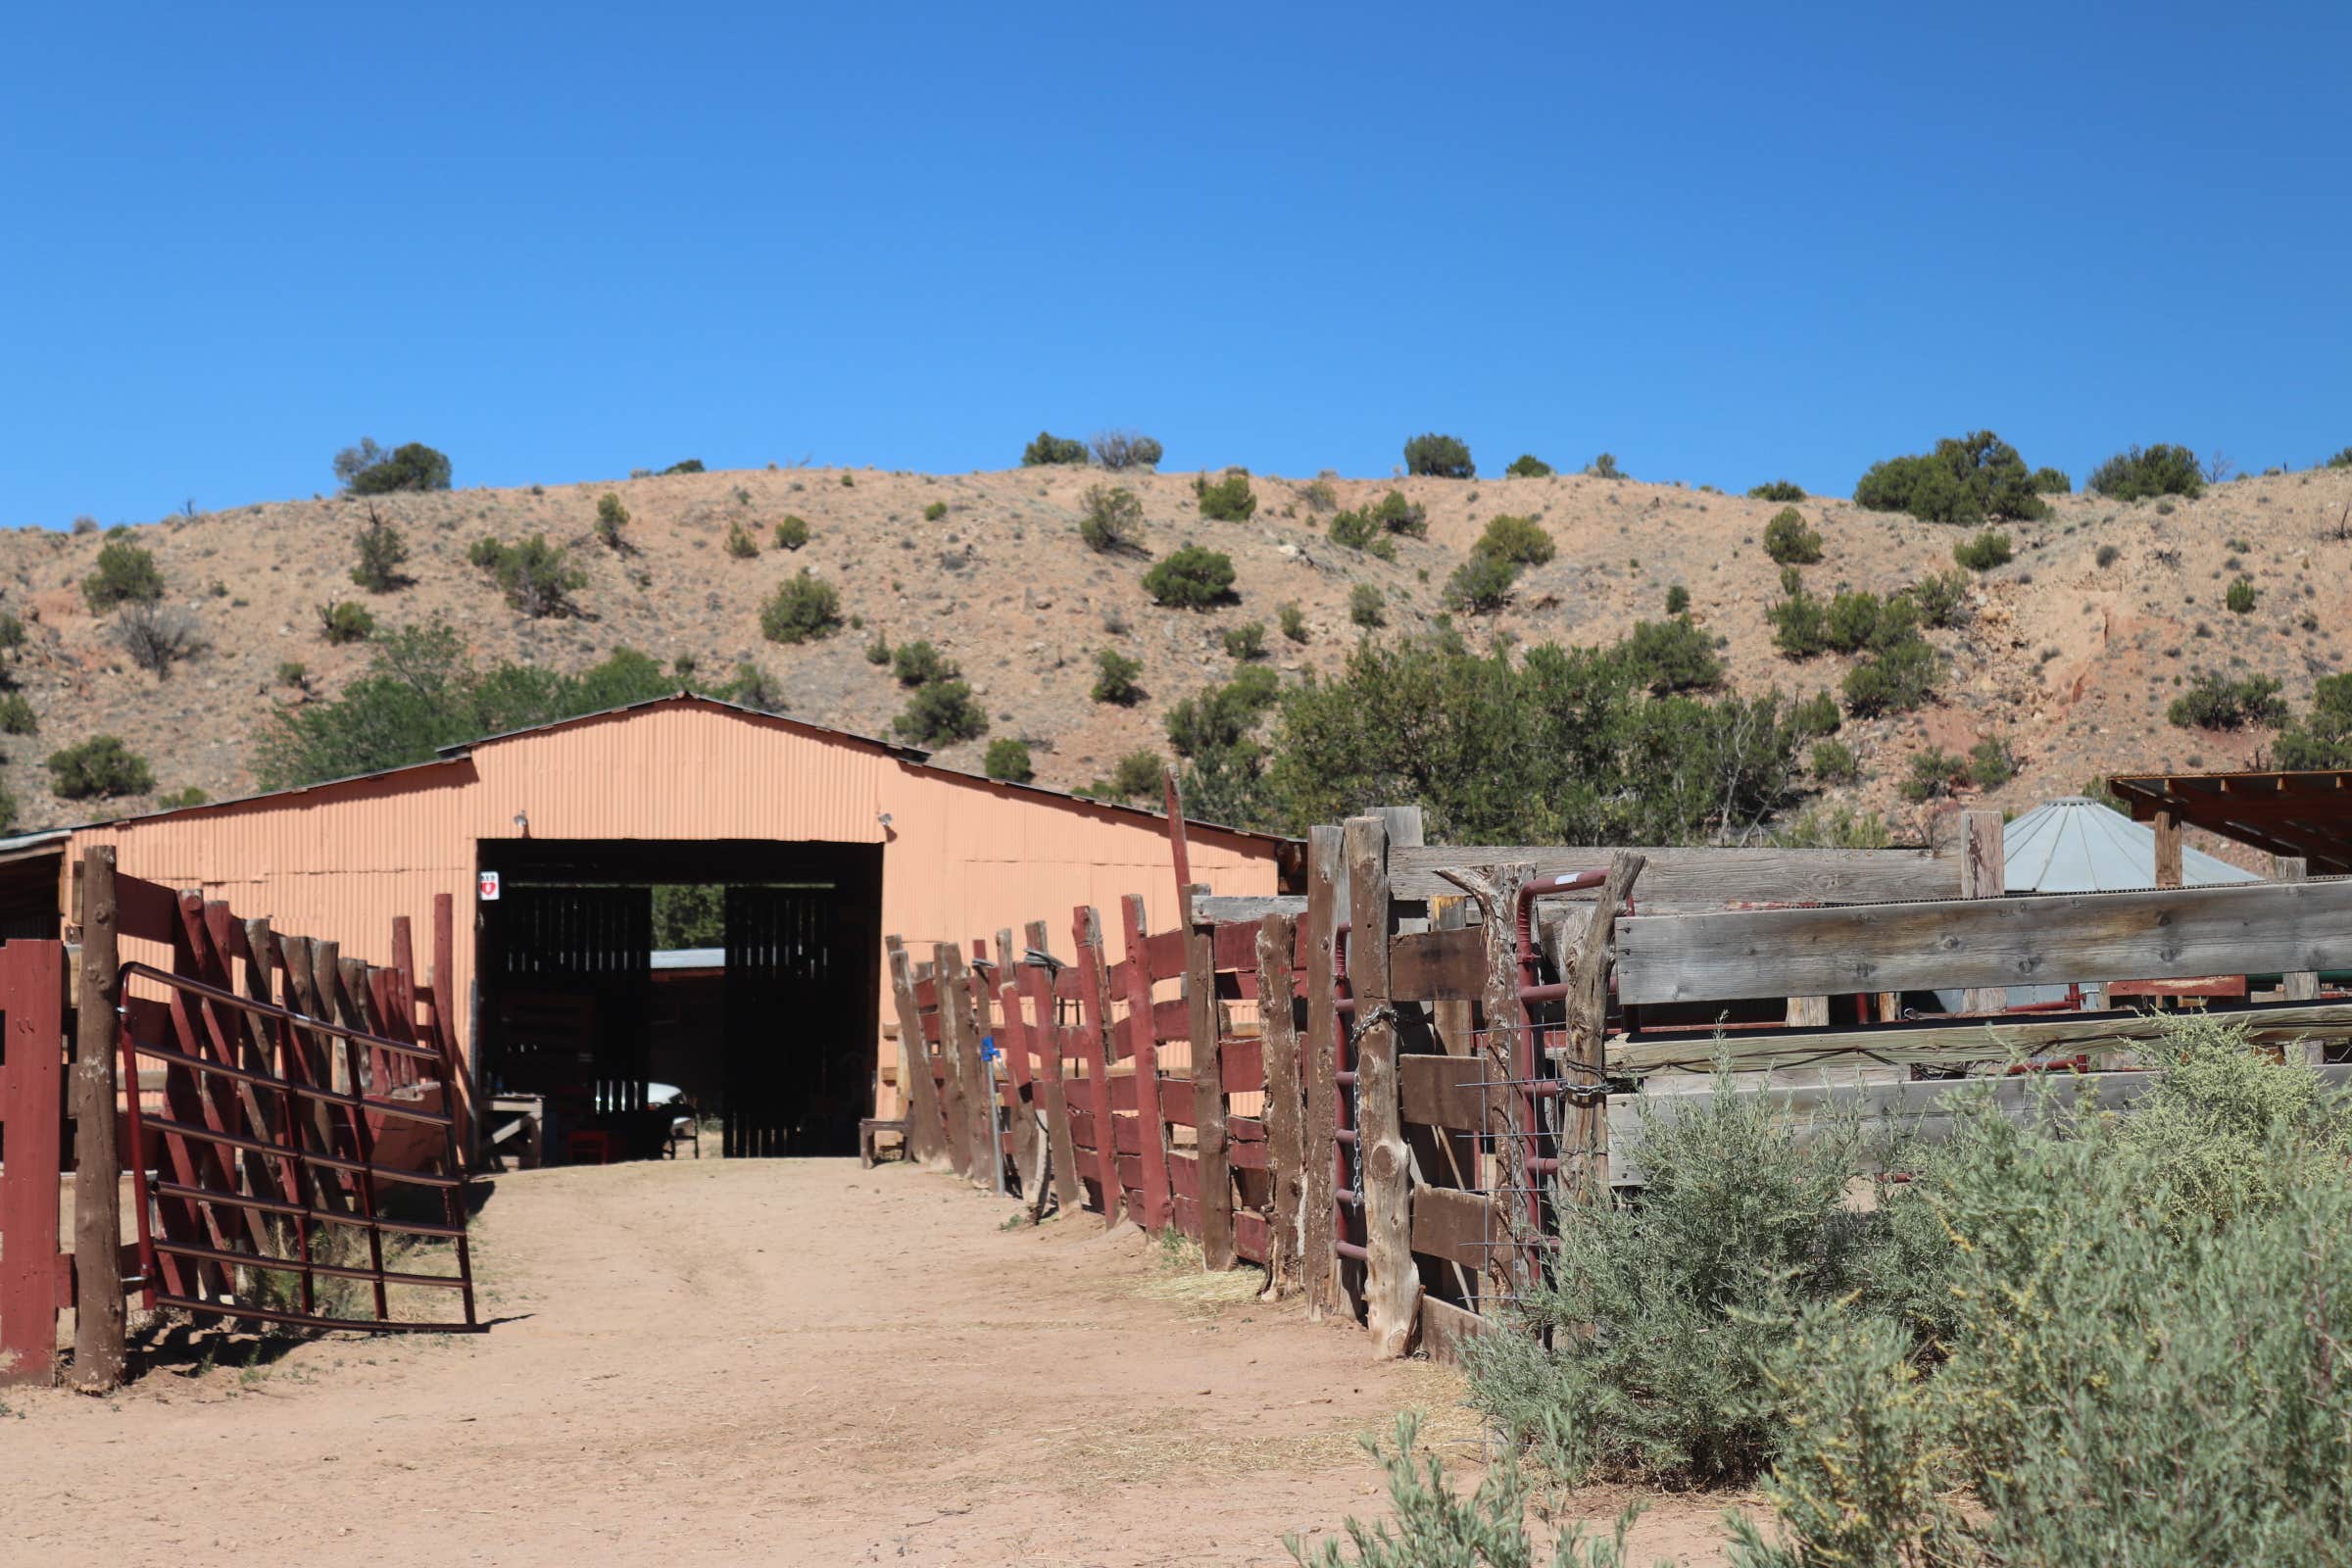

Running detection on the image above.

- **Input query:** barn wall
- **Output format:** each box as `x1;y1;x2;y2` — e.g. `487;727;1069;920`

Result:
66;701;1279;1115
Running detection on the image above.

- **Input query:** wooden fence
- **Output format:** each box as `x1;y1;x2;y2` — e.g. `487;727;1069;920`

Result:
887;808;2352;1361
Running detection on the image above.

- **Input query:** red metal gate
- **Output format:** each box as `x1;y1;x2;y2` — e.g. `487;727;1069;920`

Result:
117;961;482;1334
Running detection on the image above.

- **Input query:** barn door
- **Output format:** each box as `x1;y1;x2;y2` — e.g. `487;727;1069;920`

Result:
488;885;652;1115
723;885;857;1156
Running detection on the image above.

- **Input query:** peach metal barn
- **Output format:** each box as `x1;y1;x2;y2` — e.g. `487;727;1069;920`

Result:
47;696;1287;1154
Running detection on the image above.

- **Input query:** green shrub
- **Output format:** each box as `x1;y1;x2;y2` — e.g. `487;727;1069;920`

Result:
1193;469;1258;523
1585;453;1623;479
1443;553;1518;613
1092;647;1144;705
1020;430;1088;466
276;660;308;688
47;734;154;799
1854;430;2049;523
862;635;890;665
982;737;1033;783
0;692;37;736
660;459;704;475
760;571;842;644
82;539;165;612
725;662;787;714
2029;465;2072;494
1504;454;1553;478
2095;542;2122;568
1089;430;1162;469
1142;546;1237;609
1767;576;1828;659
350;507;412;592
1348;584;1386;628
2275;671;2352;766
1165;665;1281;762
1952;527;2013;571
2228;577;2259;613
1402;433;1473;478
0;611;23;652
1223;621;1267;661
922;501;948;522
1822;588;1910;654
1842;635;1940;716
1810;737;1860;783
1278;602;1308;643
1901;746;1967;801
724;520;759;559
2327;447;2352;469
317;600;374;645
1077;486;1143;555
595;492;630;550
1462;1064;1875;1484
773;514;809;550
2088;442;2205;501
468;535;586;617
113;603;202;675
893;678;988;746
1748;479;1805;502
1791;689;1841;736
891;640;956;687
1474;514;1555;566
1761;507;1822;565
1968;734;2016;789
1088;750;1162;802
2168;669;2286;729
1615;616;1720;694
1664;584;1690;615
154;786;209;809
1772;804;1892;848
339;440;452;495
1300;478;1339;513
1903;569;1971;627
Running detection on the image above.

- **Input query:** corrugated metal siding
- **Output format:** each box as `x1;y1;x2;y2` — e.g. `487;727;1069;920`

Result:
67;700;1278;1116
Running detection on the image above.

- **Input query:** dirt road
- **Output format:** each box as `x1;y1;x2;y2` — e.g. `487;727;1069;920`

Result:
4;1157;1732;1566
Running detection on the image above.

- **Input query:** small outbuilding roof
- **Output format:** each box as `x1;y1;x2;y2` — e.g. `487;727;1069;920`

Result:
2003;796;2258;894
2109;768;2352;874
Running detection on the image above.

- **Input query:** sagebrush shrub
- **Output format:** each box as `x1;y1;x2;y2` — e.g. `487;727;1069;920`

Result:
2228;577;2259;613
773;514;809;550
1904;569;1971;627
1278;602;1307;643
1952;527;2012;571
1193;469;1257;523
1348;583;1385;628
469;535;585;617
1761;507;1821;565
2089;442;2204;501
114;603;203;674
317;600;374;645
1402;433;1473;478
1142;545;1236;609
1091;647;1144;705
1664;584;1690;615
595;492;630;550
724;520;759;559
1476;514;1554;565
83;539;164;612
760;571;841;643
1223;621;1267;661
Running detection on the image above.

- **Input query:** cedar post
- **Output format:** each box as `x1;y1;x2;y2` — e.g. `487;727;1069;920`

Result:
1021;920;1086;1215
1439;861;1534;1305
937;944;993;1189
1072;906;1126;1229
2277;857;2322;1063
2153;809;2182;890
924;949;973;1177
1563;853;1643;1203
1254;912;1304;1298
1960;810;2007;1014
1116;896;1175;1231
1182;884;1233;1269
1345;815;1416;1357
71;848;125;1394
885;937;949;1165
1300;825;1343;1320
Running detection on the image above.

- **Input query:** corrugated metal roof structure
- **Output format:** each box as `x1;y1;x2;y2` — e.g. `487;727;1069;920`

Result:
63;697;1287;1121
2003;796;2258;893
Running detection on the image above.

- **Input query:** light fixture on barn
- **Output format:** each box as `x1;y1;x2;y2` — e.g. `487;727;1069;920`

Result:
513;809;529;837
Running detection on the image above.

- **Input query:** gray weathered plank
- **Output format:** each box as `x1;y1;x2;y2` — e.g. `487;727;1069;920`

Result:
1195;894;1306;922
1390;845;1953;904
1617;877;2352;1007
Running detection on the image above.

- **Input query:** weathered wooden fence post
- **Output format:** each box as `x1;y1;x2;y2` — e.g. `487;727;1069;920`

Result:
1182;884;1234;1269
1116;896;1174;1231
2276;857;2323;1064
1021;921;1086;1215
885;936;949;1166
994;929;1045;1198
1562;853;1643;1203
1072;906;1125;1229
937;944;994;1190
1254;912;1304;1298
1345;815;1416;1356
1301;825;1344;1320
71;847;125;1394
1960;810;2007;1015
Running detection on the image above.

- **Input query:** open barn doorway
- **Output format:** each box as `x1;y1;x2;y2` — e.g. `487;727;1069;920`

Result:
474;838;882;1159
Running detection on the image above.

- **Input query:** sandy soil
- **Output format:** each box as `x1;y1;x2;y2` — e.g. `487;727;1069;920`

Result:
7;458;2350;857
2;1155;1739;1567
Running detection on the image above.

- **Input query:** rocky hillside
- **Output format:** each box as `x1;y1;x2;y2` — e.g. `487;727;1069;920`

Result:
5;460;2348;844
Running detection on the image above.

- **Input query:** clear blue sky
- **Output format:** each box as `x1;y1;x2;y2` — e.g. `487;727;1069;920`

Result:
8;2;2349;527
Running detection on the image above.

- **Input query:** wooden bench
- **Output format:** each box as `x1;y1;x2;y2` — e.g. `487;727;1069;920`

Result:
858;1117;907;1168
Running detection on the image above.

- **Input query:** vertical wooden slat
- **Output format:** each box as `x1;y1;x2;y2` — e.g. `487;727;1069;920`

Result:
2276;856;2323;1064
1960;809;2007;1014
0;943;64;1385
925;947;973;1178
1255;912;1303;1298
72;849;126;1393
2153;809;2182;891
1021;920;1085;1215
937;944;991;1187
995;928;1043;1193
429;893;468;1161
1301;825;1343;1320
1563;854;1644;1202
1464;863;1532;1303
1346;816;1416;1357
1183;886;1233;1269
1072;906;1125;1229
1116;895;1174;1230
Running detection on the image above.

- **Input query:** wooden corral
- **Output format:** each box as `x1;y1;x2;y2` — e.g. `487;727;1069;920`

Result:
889;808;2352;1362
